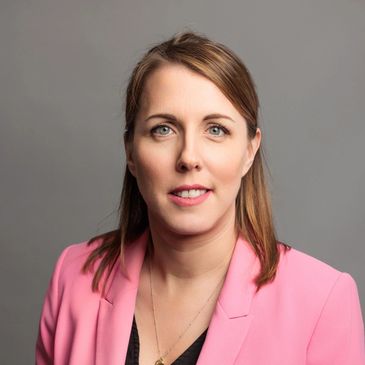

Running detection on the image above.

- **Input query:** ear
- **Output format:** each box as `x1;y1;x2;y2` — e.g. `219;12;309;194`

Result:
124;141;136;177
241;127;262;178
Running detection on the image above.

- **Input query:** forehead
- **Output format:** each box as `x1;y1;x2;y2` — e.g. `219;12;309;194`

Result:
139;64;244;122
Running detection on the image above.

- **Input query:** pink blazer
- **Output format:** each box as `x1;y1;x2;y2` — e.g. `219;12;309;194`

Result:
36;229;365;364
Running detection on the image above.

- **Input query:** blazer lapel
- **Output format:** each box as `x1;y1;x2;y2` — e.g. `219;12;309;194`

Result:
95;230;148;365
196;234;260;365
95;230;259;365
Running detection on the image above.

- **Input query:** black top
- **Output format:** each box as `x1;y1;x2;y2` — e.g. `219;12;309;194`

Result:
125;315;208;365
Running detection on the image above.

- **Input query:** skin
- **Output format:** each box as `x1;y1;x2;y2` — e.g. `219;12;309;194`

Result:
125;63;261;364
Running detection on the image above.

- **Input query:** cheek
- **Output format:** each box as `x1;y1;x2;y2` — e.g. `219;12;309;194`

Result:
133;143;171;188
206;147;245;187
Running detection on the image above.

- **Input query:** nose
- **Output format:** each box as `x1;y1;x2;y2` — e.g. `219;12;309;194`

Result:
176;133;202;172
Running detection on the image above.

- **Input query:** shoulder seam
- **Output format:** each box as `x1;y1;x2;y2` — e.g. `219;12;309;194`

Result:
306;271;345;351
54;245;74;303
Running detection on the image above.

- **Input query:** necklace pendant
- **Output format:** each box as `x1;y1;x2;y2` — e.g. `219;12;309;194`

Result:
155;358;165;365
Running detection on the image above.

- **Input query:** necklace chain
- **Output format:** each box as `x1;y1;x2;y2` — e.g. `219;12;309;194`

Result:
148;257;226;365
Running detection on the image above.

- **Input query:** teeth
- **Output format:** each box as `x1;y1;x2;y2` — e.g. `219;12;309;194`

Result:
174;189;207;198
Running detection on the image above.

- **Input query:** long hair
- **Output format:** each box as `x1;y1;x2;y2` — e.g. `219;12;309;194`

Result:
81;29;291;296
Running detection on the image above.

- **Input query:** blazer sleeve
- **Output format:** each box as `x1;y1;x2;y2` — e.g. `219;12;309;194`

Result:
35;245;71;365
306;272;365;365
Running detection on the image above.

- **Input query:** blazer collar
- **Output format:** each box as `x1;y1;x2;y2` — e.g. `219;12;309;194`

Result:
196;233;260;364
217;232;259;317
96;228;259;365
104;229;148;304
95;230;148;365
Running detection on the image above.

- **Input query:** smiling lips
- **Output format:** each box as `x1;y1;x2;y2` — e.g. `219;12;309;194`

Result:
168;184;212;206
170;184;211;193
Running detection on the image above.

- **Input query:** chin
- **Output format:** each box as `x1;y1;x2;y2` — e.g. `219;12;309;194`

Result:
148;205;216;235
165;218;214;236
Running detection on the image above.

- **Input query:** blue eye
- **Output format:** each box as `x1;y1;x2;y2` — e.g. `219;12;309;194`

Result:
150;123;229;137
151;125;172;136
208;124;229;136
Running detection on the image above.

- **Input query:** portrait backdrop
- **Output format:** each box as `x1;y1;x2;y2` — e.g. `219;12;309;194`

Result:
1;0;364;363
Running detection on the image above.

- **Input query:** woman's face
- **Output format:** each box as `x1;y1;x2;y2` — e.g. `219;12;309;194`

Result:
125;63;261;236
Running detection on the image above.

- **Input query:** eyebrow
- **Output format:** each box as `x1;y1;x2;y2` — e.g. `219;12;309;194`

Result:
144;113;236;123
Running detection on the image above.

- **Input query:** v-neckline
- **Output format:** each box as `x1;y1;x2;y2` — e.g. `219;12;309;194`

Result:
132;314;208;364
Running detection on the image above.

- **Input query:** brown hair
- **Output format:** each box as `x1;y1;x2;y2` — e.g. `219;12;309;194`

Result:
82;29;291;296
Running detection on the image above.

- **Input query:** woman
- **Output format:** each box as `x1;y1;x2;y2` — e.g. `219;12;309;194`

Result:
36;31;365;365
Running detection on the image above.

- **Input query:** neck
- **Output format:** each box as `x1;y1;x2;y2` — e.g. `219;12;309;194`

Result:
145;217;238;296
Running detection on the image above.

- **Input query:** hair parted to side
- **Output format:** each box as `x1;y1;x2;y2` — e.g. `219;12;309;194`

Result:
82;29;291;297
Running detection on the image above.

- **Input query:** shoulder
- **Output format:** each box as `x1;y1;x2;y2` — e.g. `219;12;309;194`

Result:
275;245;365;361
276;242;358;287
55;239;100;275
48;238;105;299
277;243;342;282
274;243;360;311
36;238;110;362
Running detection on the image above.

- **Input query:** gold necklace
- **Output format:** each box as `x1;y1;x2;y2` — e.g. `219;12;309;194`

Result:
148;257;226;365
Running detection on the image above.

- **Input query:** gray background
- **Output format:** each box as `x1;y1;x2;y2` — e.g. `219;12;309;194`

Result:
1;0;364;363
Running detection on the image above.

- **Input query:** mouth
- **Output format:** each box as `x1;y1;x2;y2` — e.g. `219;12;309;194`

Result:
168;189;212;207
169;184;212;195
170;189;210;198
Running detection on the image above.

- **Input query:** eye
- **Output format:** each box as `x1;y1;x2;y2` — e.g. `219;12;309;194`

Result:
150;124;173;136
208;124;230;137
